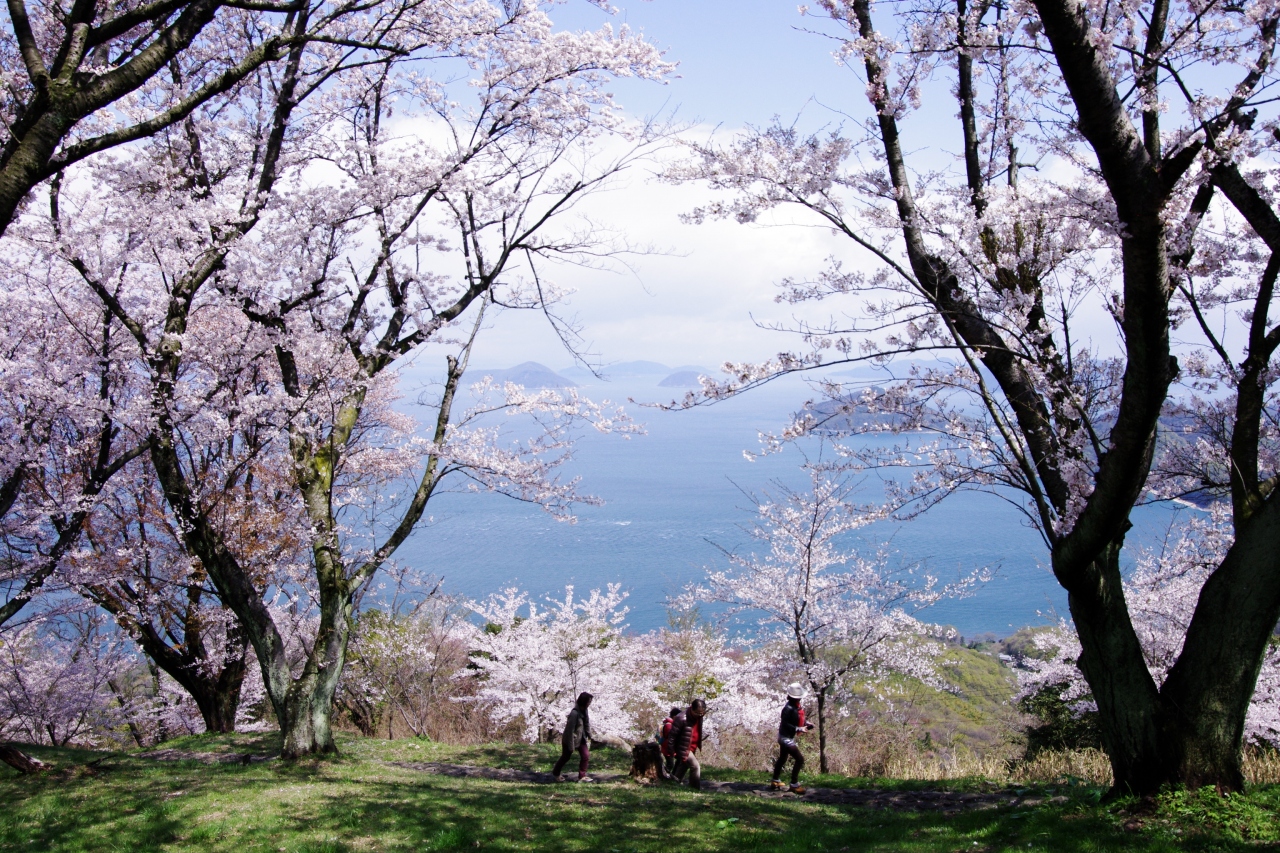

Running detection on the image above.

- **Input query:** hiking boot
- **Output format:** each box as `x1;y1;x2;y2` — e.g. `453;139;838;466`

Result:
769;780;785;791
555;774;567;782
788;784;806;794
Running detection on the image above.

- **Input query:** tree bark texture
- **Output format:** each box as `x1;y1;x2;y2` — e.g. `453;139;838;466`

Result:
0;744;48;774
0;0;234;236
842;0;1280;795
1032;0;1280;794
816;690;829;775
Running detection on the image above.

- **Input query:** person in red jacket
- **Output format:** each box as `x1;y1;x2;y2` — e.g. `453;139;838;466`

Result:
670;698;706;790
770;683;815;793
658;706;680;776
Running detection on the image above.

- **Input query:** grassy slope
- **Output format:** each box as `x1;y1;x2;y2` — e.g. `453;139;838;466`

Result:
840;643;1024;756
0;735;1275;853
904;644;1023;748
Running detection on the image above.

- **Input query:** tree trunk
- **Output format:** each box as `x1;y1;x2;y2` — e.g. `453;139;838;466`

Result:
107;677;147;748
1158;492;1280;791
0;744;48;774
116;614;250;735
188;657;248;734
1065;496;1280;794
335;694;381;738
274;579;354;757
278;653;347;757
0;113;69;238
1063;546;1171;793
816;689;829;775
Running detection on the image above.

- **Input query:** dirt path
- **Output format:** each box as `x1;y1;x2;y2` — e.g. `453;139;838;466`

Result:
388;761;1067;814
136;749;275;765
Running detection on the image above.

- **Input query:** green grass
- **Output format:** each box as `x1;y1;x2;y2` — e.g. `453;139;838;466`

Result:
0;735;1275;852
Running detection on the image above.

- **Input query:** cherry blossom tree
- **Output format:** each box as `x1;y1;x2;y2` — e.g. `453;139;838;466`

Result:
467;585;654;743
635;626;776;737
0;0;491;236
683;466;970;772
0;0;427;630
1018;506;1280;750
0;610;138;748
71;457;302;733
338;592;476;739
670;0;1279;793
8;0;670;757
0;254;148;630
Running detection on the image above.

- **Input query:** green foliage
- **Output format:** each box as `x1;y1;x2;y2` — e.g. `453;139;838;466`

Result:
844;643;1021;756
1156;786;1280;842
998;627;1058;661
665;605;711;633
1018;683;1102;759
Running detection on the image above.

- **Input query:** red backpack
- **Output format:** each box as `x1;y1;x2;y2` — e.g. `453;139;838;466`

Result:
659;717;675;756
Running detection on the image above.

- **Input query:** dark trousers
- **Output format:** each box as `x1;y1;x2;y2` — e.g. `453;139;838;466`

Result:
553;741;589;777
772;740;804;784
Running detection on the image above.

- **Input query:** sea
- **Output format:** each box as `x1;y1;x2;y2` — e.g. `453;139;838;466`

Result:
394;367;1192;638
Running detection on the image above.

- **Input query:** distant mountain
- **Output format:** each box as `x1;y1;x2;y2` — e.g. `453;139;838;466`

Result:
608;360;671;376
557;360;672;382
558;365;600;383
799;394;912;431
658;369;712;388
472;362;576;388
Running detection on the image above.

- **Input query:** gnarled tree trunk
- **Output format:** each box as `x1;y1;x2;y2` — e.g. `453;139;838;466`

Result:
0;744;48;774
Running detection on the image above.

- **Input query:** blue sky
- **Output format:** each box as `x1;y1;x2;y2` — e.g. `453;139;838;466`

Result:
554;0;862;126
444;0;986;376
423;1;1069;380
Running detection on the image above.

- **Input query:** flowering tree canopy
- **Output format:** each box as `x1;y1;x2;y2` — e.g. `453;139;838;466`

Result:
1;0;671;756
468;585;651;743
671;0;1280;793
683;464;974;772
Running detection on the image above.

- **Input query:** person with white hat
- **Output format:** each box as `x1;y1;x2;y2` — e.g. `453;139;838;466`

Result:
769;682;815;793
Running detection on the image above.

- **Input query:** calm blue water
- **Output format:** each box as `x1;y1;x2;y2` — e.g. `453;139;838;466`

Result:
395;374;1189;637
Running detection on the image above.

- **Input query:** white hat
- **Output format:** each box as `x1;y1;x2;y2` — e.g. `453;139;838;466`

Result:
786;682;806;699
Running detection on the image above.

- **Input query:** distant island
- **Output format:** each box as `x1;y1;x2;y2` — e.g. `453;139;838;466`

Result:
470;362;577;388
470;361;720;388
657;369;709;388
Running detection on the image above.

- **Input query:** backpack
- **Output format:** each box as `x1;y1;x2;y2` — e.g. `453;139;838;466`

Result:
659;717;675;756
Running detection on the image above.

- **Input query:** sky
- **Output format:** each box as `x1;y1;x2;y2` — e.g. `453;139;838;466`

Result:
455;0;929;373
432;0;1136;379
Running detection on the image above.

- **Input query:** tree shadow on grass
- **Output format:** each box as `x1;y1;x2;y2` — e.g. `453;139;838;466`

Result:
439;741;634;773
0;772;190;850
291;775;1262;853
0;752;1265;853
148;730;285;756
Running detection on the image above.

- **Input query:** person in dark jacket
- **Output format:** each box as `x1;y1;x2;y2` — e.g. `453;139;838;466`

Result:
553;692;594;782
770;682;814;793
670;698;706;790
